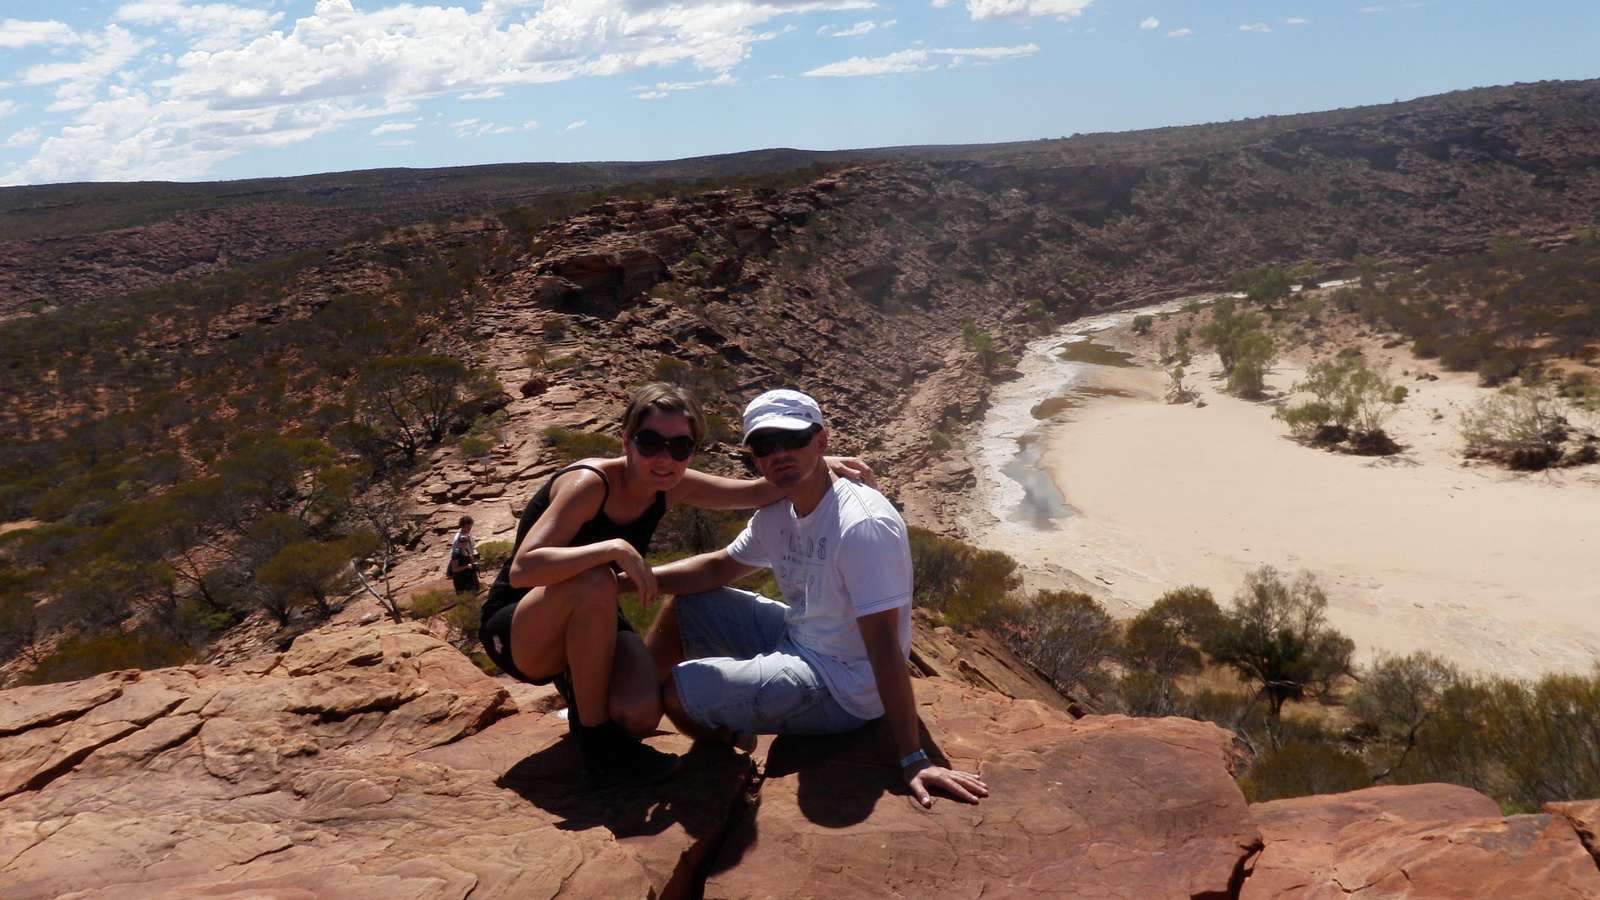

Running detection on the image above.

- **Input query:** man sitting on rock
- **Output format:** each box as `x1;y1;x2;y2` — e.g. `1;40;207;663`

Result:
644;389;989;807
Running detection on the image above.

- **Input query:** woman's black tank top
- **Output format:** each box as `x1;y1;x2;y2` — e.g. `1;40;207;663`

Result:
481;464;667;619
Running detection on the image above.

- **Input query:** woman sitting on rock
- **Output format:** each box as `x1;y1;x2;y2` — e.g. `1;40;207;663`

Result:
479;382;873;787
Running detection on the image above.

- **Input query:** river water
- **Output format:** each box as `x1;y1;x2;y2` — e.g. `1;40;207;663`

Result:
961;300;1194;598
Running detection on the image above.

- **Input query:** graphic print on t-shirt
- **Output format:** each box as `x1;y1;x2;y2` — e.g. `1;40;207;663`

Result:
775;529;826;615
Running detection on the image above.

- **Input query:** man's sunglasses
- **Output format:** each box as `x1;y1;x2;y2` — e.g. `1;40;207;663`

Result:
632;429;697;462
746;426;820;459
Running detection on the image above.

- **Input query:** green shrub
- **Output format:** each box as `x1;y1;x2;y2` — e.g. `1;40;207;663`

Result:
1202;566;1354;717
1230;265;1293;306
407;587;455;620
1123;585;1220;676
1347;651;1461;782
541;426;622;462
1131;314;1155;335
1458;382;1571;469
476;540;514;572
908;527;1021;626
442;594;483;648
992;589;1120;695
19;629;196;686
1240;739;1370;802
1275;353;1407;452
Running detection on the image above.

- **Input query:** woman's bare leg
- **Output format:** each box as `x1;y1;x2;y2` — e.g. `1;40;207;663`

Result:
508;566;620;727
609;630;664;734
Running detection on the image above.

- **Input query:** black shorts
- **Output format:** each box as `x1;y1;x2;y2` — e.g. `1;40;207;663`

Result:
478;599;635;685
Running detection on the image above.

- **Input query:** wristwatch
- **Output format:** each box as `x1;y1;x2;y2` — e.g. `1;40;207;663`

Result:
899;748;929;769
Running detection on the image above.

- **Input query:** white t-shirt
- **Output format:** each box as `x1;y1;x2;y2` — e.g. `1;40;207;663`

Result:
727;477;913;719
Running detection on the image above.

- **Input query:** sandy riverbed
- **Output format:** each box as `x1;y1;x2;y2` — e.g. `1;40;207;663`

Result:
962;305;1600;679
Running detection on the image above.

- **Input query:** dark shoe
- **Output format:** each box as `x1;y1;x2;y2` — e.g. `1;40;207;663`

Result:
575;720;680;788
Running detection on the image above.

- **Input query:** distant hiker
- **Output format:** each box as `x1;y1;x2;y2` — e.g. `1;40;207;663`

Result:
451;515;481;561
447;523;480;595
645;389;988;807
478;383;876;788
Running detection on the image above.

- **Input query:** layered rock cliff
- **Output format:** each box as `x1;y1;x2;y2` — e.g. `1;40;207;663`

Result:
3;626;1598;898
6;80;1600;898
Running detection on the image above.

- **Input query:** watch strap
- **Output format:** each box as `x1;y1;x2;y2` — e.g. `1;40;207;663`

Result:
899;748;929;769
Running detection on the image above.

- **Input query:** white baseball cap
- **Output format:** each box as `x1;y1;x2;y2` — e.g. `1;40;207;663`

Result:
742;389;824;441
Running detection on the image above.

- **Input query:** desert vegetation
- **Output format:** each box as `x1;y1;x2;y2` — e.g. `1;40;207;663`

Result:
1197;297;1276;398
904;531;1600;811
1128;239;1600;468
1274;350;1408;454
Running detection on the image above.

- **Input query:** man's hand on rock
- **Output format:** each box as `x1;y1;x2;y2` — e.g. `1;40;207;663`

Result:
905;761;988;807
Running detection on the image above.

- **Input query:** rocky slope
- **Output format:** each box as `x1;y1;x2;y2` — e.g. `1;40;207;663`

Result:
3;625;1598;898
6;80;1600;898
413;73;1600;534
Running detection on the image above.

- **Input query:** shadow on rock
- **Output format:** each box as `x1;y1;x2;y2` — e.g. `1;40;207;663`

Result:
710;717;947;878
769;718;947;827
496;734;755;839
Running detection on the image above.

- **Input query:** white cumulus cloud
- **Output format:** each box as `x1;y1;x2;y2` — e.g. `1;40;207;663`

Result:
804;49;936;77
631;73;735;99
1166;28;1192;38
565;119;587;131
1140;17;1159;29
805;43;1036;76
0;19;79;49
1239;23;1272;32
965;0;1094;22
0;0;878;184
115;2;283;51
825;20;882;37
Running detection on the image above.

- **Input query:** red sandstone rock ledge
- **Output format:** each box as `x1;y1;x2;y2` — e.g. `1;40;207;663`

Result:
1;626;1597;899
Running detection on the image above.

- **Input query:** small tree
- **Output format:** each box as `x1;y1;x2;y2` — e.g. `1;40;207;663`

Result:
1165;364;1197;404
997;589;1120;695
1230;265;1292;307
1203;566;1354;718
255;536;366;623
908;527;1021;627
1226;330;1276;398
349;355;492;463
347;484;415;622
1198;298;1274;396
1124;585;1222;678
1352;253;1380;290
1275;352;1408;453
1458;380;1580;469
1347;651;1461;783
961;316;1012;373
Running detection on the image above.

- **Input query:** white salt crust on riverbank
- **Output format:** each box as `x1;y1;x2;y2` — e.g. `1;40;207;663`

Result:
963;307;1600;679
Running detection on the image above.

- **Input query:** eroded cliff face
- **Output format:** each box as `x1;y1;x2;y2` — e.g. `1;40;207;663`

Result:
3;626;1598;899
7;83;1600;898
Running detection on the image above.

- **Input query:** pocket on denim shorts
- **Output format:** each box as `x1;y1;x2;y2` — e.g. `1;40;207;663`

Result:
755;666;823;723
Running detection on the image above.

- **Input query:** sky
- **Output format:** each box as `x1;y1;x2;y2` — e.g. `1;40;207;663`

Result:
0;1;1596;186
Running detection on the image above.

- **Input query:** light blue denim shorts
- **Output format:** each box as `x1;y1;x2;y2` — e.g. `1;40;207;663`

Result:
671;587;870;736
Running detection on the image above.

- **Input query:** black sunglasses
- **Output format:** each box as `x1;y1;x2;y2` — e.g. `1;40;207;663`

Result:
632;429;697;462
746;425;820;458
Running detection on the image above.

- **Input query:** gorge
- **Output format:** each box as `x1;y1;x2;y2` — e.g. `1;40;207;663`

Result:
3;79;1600;897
